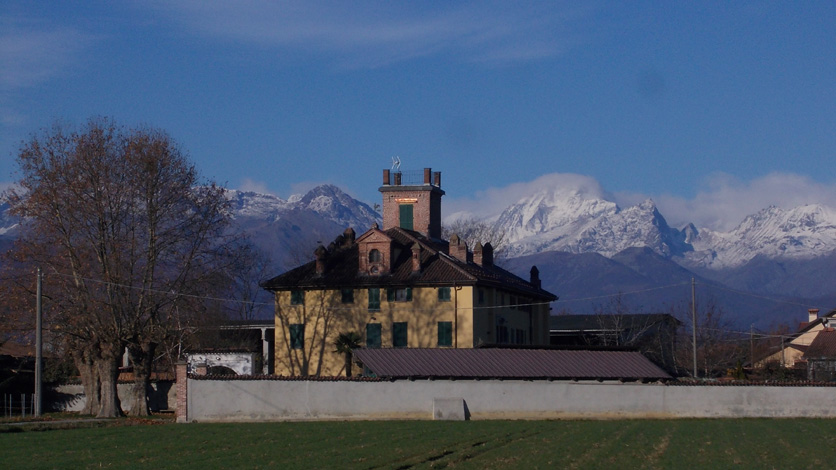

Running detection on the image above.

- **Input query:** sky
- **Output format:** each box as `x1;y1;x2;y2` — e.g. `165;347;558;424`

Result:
1;1;834;231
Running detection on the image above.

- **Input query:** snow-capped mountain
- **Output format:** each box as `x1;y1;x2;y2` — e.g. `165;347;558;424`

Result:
225;184;379;232
0;186;381;270
495;186;836;271
496;187;690;260
223;185;380;268
0;201;15;237
682;204;836;269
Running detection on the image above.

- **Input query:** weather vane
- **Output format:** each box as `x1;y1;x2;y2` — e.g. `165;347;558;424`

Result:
391;156;401;171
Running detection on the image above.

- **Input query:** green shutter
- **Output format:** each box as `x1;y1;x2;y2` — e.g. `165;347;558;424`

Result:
366;323;381;348
368;288;381;311
289;324;304;349
438;287;451;301
406;287;412;301
399;204;413;230
393;322;408;348
387;288;395;302
290;290;304;305
438;321;453;347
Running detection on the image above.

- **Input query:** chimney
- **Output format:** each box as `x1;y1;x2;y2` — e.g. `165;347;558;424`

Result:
483;242;494;266
433;171;441;187
424;167;432;185
530;266;541;289
382;169;390;186
474;242;493;267
343;227;356;245
314;245;327;274
411;242;422;273
809;308;820;323
394;172;402;186
449;234;469;262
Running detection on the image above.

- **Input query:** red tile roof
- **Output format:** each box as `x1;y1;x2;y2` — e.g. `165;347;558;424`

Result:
353;347;671;381
804;329;836;359
261;227;556;300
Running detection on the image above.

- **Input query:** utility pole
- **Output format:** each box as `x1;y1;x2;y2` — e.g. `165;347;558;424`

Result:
35;268;43;417
750;324;755;370
691;277;697;378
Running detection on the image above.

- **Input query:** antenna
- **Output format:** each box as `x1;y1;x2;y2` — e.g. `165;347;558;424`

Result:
391;156;401;171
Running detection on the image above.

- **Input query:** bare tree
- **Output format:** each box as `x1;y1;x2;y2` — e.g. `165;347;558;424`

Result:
673;298;747;378
4;118;241;416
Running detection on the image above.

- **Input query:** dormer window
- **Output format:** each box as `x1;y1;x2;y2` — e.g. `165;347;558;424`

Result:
369;249;382;263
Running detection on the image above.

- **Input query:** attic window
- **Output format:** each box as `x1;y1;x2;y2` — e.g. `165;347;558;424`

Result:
369;249;382;263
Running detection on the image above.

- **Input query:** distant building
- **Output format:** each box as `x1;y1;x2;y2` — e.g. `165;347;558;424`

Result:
757;308;836;369
549;313;680;372
261;167;557;377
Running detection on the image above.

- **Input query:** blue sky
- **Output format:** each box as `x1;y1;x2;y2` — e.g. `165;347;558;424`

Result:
2;1;834;231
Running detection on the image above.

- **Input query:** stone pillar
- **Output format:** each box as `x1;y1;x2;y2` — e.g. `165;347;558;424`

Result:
175;361;189;423
261;327;270;375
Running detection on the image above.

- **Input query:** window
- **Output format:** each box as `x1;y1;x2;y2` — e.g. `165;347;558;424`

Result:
437;321;453;347
290;290;304;305
399;204;414;230
369;249;382;263
341;289;354;304
387;287;412;302
368;288;381;311
289;324;304;349
393;322;408;348
438;287;451;302
366;323;381;348
515;329;526;345
497;325;509;344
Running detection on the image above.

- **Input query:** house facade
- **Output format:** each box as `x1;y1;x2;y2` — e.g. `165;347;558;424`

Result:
757;308;836;369
261;168;557;377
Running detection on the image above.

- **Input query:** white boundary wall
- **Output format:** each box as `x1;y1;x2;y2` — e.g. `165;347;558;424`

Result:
185;378;836;422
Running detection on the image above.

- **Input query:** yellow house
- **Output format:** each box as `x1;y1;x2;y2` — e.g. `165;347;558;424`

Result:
757;308;836;368
261;168;558;377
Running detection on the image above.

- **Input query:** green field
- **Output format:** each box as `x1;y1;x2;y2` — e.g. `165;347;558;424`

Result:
2;418;835;469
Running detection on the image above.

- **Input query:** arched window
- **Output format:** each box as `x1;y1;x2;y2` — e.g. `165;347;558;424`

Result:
369;249;382;263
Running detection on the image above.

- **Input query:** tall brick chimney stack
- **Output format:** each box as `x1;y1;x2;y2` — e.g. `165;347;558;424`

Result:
473;242;494;267
411;242;422;273
314;245;327;274
448;234;469;262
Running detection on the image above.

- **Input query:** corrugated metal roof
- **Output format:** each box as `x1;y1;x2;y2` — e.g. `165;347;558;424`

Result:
353;348;671;381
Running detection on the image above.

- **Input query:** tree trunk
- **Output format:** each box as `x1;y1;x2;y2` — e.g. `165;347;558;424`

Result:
73;348;100;415
344;352;353;378
128;342;155;416
96;346;124;418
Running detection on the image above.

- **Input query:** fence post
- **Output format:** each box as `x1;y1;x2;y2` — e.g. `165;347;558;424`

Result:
175;360;189;423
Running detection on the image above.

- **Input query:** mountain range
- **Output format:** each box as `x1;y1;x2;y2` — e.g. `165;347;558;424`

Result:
3;183;834;328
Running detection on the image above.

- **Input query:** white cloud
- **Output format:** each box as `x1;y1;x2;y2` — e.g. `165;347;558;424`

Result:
445;172;611;221
651;172;836;232
446;171;836;233
237;178;274;195
152;1;590;68
0;17;91;92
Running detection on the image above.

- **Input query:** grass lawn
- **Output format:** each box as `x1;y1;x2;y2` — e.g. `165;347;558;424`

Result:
2;418;836;469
